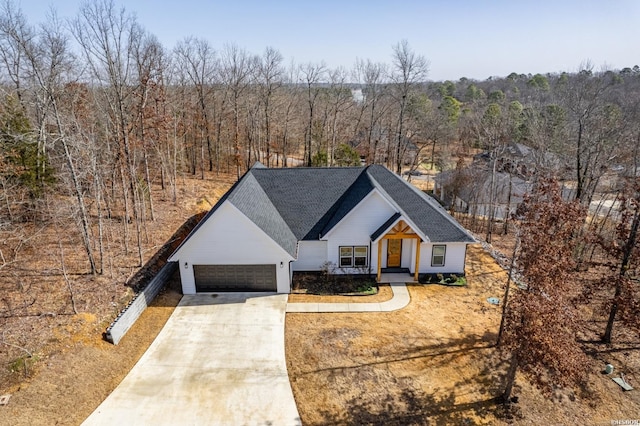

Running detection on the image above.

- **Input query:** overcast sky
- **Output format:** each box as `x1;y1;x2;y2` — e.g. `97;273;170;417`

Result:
14;0;640;81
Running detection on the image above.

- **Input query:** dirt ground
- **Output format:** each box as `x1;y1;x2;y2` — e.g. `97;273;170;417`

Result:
285;244;640;425
0;288;182;426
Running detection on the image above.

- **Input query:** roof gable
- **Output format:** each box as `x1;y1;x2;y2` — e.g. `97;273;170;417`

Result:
319;170;376;237
367;165;475;243
372;216;422;242
227;173;298;256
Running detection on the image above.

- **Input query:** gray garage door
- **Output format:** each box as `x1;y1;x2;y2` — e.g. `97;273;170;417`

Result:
193;264;277;292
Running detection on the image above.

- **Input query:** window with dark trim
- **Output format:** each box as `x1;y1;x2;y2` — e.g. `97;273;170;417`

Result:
431;245;446;267
339;246;368;267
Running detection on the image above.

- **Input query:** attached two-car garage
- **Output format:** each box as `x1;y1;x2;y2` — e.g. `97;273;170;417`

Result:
193;264;278;292
168;198;294;294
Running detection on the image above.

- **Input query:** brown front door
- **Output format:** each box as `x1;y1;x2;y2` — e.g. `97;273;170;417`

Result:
387;239;402;268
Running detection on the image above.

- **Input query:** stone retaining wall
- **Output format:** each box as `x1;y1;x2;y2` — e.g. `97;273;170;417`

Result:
105;262;178;345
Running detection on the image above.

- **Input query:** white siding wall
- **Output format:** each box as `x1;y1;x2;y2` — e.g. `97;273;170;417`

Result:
325;191;396;274
171;202;294;294
291;241;328;271
401;239;413;270
419;242;467;274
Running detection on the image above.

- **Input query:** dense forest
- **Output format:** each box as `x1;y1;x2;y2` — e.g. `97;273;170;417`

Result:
1;0;639;276
1;0;640;421
1;0;639;316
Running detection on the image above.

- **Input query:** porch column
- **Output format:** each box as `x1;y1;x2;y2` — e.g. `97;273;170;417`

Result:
414;239;421;281
377;240;382;282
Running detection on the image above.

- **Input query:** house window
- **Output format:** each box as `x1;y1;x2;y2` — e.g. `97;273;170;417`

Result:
354;246;368;266
339;246;368;267
432;245;446;267
340;247;353;267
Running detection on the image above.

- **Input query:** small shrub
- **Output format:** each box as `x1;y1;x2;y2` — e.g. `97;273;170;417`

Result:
419;273;466;286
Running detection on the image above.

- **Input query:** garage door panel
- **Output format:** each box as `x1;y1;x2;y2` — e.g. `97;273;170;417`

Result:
194;264;277;292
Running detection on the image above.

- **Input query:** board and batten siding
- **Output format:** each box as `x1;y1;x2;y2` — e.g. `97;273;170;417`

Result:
170;202;294;294
420;242;467;274
291;241;328;271
324;190;396;274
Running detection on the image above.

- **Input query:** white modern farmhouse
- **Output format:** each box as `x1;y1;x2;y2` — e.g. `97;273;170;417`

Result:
169;163;475;294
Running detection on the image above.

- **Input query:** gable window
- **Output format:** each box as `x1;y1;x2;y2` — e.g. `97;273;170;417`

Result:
339;246;368;267
432;245;446;267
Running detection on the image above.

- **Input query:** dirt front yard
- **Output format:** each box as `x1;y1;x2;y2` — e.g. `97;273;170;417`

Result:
285;245;640;425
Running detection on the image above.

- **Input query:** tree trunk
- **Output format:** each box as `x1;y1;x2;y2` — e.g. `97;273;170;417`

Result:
396;95;406;175
52;100;96;275
575;118;584;202
604;207;640;343
60;136;96;275
497;234;520;345
504;174;513;235
143;144;155;221
486;155;498;243
431;137;437;170
502;353;519;402
603;298;619;344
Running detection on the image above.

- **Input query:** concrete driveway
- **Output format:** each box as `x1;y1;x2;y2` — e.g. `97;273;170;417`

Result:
83;293;301;426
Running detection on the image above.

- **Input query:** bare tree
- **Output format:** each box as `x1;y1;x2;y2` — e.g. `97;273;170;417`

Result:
173;37;217;176
1;5;98;273
559;63;620;206
326;67;352;166
277;61;301;167
219;43;254;178
600;180;640;343
256;46;284;167
352;59;389;165
72;0;145;266
0;1;28;103
390;40;429;174
299;61;326;167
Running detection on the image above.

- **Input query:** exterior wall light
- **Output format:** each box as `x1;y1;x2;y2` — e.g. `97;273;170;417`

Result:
280;261;284;268
184;261;188;269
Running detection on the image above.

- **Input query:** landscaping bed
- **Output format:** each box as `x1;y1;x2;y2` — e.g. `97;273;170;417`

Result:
292;271;378;295
419;272;467;286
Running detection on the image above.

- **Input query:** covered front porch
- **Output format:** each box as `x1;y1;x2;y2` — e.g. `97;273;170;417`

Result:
372;214;425;283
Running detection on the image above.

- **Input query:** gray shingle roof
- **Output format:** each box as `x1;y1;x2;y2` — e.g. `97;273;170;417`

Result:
227;173;298;256
250;166;364;240
366;165;475;243
172;163;474;259
370;212;402;241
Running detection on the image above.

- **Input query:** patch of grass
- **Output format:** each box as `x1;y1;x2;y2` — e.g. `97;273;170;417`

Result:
9;354;38;378
355;283;376;294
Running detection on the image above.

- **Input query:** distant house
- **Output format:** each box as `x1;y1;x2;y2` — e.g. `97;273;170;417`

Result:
435;170;529;219
472;142;564;179
435;142;565;220
351;88;364;103
169;163;475;294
